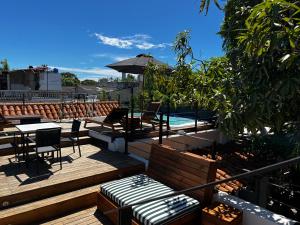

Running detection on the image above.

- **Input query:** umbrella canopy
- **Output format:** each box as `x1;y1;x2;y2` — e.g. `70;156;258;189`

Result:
106;54;171;74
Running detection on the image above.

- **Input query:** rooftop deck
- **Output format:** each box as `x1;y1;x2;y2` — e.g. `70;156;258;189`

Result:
0;143;144;224
1;144;143;205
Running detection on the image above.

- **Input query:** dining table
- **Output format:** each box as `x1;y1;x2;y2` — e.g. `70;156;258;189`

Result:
15;122;61;160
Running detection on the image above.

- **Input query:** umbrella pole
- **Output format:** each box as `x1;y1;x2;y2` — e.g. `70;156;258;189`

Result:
131;87;134;119
140;75;144;130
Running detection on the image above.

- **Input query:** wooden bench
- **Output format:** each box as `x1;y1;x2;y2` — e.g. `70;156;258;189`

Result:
97;143;217;225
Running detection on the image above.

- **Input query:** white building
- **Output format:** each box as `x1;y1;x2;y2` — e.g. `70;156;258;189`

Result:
5;67;61;91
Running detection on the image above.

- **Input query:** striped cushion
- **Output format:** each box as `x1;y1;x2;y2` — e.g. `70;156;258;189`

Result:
101;174;200;225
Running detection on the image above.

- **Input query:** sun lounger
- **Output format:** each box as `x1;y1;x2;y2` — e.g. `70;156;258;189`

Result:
97;143;217;225
84;108;128;131
140;102;162;130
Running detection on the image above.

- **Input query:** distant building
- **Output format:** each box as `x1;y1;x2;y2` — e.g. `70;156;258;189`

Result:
0;66;61;91
62;85;101;96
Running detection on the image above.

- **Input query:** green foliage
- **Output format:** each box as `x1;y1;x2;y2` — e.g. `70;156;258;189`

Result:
144;62;175;104
199;0;223;14
219;0;262;61
98;90;108;101
61;72;80;86
173;31;193;66
99;78;108;83
81;79;97;86
219;0;300;134
122;74;136;82
144;0;300;138
248;130;300;161
0;59;9;72
172;31;202;106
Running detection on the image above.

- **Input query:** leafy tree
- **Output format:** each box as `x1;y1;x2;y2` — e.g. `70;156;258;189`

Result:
99;78;108;84
0;59;9;72
144;0;300;137
81;79;97;86
219;0;300;134
98;90;109;101
219;0;262;62
122;74;136;82
199;0;223;14
171;31;239;135
61;72;80;86
144;63;175;104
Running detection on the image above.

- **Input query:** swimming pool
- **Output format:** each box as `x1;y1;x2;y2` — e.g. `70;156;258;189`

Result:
131;113;196;127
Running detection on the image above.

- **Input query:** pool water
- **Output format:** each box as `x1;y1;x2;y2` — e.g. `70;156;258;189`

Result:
131;113;196;127
166;115;195;126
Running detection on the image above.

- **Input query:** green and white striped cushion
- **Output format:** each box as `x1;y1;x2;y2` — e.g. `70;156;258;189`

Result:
101;174;200;225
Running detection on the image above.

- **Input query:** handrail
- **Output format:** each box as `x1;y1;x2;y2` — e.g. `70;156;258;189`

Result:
0;90;89;102
104;155;300;215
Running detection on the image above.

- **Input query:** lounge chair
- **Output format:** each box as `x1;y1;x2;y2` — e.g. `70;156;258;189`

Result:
141;102;160;125
139;101;170;130
97;143;217;225
84;108;128;132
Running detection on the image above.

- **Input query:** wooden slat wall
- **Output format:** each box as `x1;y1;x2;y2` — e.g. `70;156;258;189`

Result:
147;143;217;205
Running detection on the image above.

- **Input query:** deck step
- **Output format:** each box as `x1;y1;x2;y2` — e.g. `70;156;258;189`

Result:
0;185;99;225
0;154;144;209
40;206;111;225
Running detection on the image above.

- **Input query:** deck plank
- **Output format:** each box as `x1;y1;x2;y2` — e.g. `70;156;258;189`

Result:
0;144;144;208
40;207;112;225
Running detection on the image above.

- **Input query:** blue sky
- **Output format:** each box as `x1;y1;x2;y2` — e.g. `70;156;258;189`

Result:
0;0;224;80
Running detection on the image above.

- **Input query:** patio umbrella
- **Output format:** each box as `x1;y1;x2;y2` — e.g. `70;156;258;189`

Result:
106;54;171;74
106;54;172;127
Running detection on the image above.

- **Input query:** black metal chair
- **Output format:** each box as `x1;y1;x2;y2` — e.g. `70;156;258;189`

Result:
61;119;81;157
28;128;62;173
0;130;20;162
21;117;42;157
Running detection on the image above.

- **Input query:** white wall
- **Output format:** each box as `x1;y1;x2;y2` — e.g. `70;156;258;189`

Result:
214;191;298;225
39;71;62;91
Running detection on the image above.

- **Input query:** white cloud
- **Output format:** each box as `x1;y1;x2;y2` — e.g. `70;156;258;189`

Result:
135;43;170;50
94;33;170;50
91;53;133;62
49;66;120;77
94;34;132;49
114;56;131;61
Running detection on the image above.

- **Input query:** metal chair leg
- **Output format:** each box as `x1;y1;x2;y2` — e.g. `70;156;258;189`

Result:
78;142;81;157
14;145;18;162
36;153;39;174
59;150;62;169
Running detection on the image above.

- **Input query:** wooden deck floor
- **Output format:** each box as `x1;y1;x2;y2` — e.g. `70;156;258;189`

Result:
40;207;112;225
0;144;144;208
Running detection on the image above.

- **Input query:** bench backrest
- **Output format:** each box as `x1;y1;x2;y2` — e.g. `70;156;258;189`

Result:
147;143;217;205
